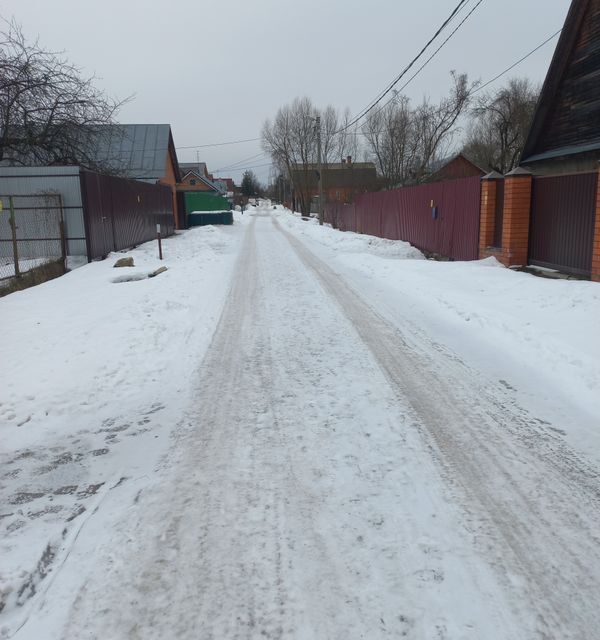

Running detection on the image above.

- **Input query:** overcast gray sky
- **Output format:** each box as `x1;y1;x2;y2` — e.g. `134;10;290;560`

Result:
3;0;571;184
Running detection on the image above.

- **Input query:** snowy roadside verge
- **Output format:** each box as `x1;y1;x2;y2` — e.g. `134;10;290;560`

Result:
276;208;600;459
0;217;247;634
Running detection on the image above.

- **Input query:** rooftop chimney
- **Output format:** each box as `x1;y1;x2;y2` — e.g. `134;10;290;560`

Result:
347;155;352;165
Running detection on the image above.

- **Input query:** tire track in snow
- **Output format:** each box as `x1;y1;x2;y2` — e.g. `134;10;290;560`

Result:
275;216;600;640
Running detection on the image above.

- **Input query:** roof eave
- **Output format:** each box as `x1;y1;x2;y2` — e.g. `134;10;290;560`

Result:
521;139;600;164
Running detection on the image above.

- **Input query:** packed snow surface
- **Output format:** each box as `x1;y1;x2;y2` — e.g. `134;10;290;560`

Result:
1;204;599;639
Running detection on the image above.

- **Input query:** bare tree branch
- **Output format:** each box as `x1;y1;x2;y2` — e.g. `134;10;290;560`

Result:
0;19;130;170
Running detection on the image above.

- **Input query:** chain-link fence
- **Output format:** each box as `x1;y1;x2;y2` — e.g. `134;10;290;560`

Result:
0;194;66;293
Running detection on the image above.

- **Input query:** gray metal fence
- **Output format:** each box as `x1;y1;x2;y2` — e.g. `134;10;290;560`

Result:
0;194;66;284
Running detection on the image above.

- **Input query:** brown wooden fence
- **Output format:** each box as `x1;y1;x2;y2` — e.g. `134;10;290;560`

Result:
324;176;481;261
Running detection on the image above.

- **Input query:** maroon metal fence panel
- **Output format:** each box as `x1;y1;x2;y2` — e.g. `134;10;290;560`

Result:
530;172;597;276
80;170;174;260
324;176;481;261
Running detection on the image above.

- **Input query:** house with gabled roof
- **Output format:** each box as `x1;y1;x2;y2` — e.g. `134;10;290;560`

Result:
178;168;221;193
479;0;600;281
82;123;183;228
179;162;211;180
427;153;487;183
521;0;600;174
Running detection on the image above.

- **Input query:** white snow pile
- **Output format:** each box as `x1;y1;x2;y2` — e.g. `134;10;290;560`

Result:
278;210;425;260
0;220;246;633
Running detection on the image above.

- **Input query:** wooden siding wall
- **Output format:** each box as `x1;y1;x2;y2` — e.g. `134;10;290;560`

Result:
537;0;600;154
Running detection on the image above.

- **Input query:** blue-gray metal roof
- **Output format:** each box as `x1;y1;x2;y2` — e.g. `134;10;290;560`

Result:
89;124;173;180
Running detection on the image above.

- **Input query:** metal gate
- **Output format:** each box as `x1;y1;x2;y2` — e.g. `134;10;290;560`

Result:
529;173;597;276
0;194;66;282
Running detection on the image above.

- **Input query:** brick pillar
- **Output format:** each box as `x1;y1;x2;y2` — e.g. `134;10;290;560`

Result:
501;167;532;267
479;171;503;258
592;168;600;282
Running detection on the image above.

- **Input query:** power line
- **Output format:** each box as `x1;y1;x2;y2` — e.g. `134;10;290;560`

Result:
344;0;470;126
219;161;273;173
337;0;483;133
473;28;562;94
175;136;260;150
345;7;555;140
213;151;268;173
354;0;485;129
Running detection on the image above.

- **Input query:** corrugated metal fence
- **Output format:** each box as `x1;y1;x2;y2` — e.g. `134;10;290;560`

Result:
80;171;174;260
529;172;597;276
324;176;481;261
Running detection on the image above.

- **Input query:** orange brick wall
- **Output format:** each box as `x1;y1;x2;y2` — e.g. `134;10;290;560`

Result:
158;152;179;229
479;178;497;257
592;169;600;282
500;173;532;267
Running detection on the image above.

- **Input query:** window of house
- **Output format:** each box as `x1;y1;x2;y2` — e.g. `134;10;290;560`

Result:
190;179;196;185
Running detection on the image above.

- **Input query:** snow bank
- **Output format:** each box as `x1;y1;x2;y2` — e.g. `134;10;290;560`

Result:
277;211;425;260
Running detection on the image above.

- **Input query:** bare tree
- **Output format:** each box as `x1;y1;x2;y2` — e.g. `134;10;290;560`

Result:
362;72;471;187
334;108;360;165
462;77;539;174
411;72;470;181
362;95;415;188
0;20;129;169
262;98;362;214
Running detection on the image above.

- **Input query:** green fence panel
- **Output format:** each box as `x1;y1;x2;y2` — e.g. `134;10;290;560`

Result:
188;211;233;227
184;192;230;214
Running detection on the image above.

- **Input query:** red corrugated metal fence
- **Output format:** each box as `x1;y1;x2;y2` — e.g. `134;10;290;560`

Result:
80;170;174;260
324;176;481;261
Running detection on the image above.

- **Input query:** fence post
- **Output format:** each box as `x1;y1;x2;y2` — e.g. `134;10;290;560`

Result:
592;164;600;282
501;167;532;268
8;196;20;278
479;171;503;258
58;194;67;271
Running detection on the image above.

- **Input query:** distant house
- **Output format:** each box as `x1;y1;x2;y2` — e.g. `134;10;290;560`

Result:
291;157;380;211
175;162;232;222
427;153;487;182
521;0;600;173
179;162;212;181
178;169;221;193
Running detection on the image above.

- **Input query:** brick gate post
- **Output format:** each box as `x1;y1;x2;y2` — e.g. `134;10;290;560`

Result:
501;167;532;268
479;171;503;259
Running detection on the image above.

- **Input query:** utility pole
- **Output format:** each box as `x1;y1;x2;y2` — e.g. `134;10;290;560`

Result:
316;115;324;225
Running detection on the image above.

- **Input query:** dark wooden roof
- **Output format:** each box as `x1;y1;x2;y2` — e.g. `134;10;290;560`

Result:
521;0;600;163
291;162;378;189
428;153;487;181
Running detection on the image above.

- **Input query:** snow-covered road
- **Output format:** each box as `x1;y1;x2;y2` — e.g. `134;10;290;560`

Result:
3;206;600;639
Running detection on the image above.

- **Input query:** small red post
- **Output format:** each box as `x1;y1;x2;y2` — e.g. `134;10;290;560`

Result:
156;223;163;260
